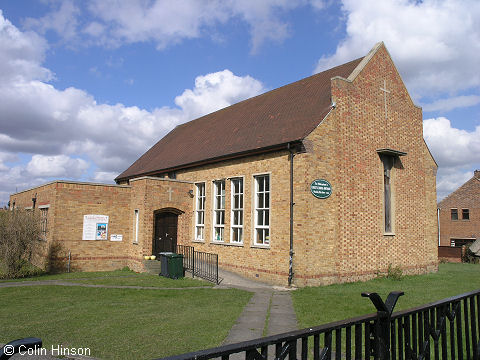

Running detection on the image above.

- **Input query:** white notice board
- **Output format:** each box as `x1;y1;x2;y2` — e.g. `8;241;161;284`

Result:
82;214;109;240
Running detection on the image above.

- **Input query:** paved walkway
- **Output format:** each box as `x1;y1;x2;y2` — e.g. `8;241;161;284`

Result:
216;269;298;345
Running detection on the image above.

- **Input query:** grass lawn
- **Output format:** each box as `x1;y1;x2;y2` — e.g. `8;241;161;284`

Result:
0;268;214;288
72;274;214;288
293;263;480;329
0;285;251;359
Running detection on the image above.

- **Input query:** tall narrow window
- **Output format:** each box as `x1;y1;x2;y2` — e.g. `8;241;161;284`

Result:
381;156;394;233
134;209;139;243
195;183;205;240
40;207;48;238
213;180;225;242
462;209;470;220
451;209;458;220
254;174;270;245
231;178;244;243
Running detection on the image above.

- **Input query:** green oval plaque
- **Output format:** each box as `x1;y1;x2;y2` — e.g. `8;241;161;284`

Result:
310;179;332;199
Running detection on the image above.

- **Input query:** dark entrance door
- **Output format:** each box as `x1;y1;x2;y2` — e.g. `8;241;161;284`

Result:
153;212;178;255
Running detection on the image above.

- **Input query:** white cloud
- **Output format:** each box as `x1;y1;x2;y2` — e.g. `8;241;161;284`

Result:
423;117;480;200
225;0;301;53
175;70;265;119
315;0;480;99
423;117;480;168
24;0;311;52
436;169;475;201
0;10;52;82
23;0;80;43
26;155;89;178
0;11;266;205
92;171;118;183
422;95;480;113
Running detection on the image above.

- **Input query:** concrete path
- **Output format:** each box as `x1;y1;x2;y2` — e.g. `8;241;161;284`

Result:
216;269;298;345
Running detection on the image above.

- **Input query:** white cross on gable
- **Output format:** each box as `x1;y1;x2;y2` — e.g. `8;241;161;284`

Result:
380;79;391;120
167;187;173;201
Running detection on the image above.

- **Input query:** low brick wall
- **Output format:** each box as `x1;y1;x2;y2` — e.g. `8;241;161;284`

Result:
438;246;462;263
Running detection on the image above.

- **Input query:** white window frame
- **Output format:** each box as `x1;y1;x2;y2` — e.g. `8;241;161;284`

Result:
133;209;139;244
254;174;270;246
230;177;244;244
213;180;225;242
195;183;206;241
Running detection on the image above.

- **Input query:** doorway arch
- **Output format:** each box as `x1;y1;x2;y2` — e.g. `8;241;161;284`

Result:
153;208;184;255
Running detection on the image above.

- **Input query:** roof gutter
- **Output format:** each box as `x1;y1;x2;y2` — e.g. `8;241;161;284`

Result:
116;141;303;183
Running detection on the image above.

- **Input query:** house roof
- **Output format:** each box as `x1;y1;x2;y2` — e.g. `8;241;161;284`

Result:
438;171;480;208
116;57;364;182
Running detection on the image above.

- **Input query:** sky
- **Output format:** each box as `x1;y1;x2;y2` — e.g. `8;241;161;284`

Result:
0;0;479;207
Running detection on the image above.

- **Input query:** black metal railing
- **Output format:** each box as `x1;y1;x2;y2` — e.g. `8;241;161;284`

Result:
176;245;220;285
176;245;194;272
193;250;219;284
158;289;480;360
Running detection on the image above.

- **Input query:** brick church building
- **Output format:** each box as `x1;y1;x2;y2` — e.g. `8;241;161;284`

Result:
10;43;438;286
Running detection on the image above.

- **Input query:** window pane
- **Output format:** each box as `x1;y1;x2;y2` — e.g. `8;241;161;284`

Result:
256;229;263;244
239;210;243;225
258;193;264;208
462;209;469;220
257;210;264;226
264;176;270;191
214;227;223;241
451;209;458;220
239;194;243;208
258;177;264;192
265;193;269;208
196;227;204;240
264;210;269;226
264;229;270;245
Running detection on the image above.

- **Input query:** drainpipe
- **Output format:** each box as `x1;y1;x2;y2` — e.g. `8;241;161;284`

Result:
437;208;441;246
288;143;295;286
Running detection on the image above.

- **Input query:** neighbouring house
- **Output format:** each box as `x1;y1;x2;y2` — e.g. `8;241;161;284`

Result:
438;170;480;262
10;42;438;286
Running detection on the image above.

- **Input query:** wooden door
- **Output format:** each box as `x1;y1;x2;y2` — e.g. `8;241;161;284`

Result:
153;212;178;254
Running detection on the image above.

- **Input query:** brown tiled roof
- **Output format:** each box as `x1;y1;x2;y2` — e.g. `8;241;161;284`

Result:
116;57;363;182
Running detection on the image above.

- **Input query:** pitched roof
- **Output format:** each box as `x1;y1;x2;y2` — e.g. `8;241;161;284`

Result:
438;171;480;208
116;57;364;182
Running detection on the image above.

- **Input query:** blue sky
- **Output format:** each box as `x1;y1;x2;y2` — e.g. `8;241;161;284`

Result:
0;0;479;206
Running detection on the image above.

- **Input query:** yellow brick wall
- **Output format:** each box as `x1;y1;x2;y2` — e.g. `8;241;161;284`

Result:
11;181;133;272
290;45;438;286
176;151;292;285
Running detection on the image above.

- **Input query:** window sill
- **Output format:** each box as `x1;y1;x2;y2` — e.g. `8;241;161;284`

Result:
251;244;270;249
384;232;395;237
192;239;205;243
216;242;244;247
211;240;225;245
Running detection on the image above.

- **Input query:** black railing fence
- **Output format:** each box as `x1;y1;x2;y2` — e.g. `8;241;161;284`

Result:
159;289;480;360
176;244;194;272
176;244;220;284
